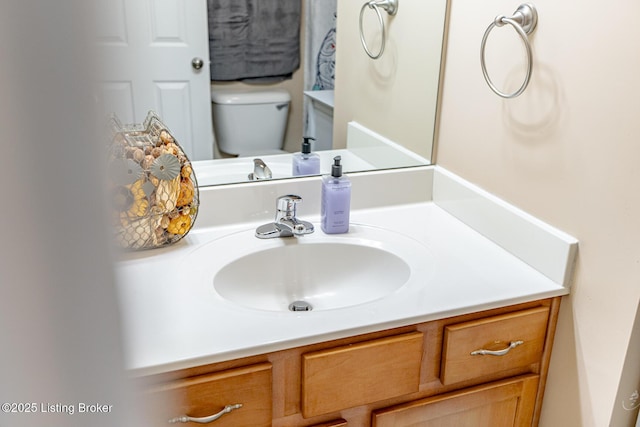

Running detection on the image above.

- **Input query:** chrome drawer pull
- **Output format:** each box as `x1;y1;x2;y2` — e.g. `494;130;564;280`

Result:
470;340;524;356
168;403;242;424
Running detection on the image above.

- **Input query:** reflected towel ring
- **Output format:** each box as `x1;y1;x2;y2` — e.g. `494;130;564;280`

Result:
480;3;538;98
359;0;398;60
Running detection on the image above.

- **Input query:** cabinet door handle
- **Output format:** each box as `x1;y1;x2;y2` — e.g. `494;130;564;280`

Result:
470;340;524;356
168;403;242;424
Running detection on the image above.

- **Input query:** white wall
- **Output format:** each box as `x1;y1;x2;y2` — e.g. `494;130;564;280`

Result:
436;0;640;425
333;0;446;159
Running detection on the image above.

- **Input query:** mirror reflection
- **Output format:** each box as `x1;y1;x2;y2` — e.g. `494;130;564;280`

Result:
98;0;448;187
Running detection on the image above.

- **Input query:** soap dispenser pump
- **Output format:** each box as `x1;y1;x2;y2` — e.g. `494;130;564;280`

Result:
292;136;320;176
321;156;351;234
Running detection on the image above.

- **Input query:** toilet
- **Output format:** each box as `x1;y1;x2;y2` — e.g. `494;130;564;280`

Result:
211;89;291;157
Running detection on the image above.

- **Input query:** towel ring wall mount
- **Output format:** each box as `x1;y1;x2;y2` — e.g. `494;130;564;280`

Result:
359;0;398;60
480;3;538;98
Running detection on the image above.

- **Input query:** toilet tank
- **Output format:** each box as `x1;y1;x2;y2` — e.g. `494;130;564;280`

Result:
211;89;291;156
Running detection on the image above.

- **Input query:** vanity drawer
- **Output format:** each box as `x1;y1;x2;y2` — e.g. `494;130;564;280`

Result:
301;332;423;418
372;374;539;427
440;306;549;385
142;362;272;426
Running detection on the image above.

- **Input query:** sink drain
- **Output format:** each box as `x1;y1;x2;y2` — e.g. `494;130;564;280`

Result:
288;300;313;312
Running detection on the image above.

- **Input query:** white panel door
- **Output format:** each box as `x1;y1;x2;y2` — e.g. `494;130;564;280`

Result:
97;0;213;160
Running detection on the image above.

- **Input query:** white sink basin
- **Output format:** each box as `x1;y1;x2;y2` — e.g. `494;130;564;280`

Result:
186;224;434;312
215;242;410;311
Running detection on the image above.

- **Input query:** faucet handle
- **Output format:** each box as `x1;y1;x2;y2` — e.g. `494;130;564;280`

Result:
248;158;272;181
276;195;302;218
256;195;313;239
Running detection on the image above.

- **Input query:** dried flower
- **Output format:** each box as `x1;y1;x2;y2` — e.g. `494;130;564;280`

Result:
133;148;145;163
151;153;181;181
159;130;174;145
176;178;195;207
128;198;149;218
167;215;191;235
142;154;155;170
181;164;193;178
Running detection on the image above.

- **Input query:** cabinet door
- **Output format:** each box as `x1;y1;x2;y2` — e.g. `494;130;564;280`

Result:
302;332;423;417
372;374;538;427
141;363;272;426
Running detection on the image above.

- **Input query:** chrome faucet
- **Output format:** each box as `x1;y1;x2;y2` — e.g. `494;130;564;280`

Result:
248;158;272;181
255;195;314;239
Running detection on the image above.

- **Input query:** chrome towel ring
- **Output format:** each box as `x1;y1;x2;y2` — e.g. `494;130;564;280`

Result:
480;3;538;98
359;0;398;60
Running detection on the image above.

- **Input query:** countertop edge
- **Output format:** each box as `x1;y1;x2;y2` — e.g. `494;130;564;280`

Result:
127;288;569;378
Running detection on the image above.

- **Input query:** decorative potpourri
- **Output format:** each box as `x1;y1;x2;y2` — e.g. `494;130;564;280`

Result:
107;111;199;250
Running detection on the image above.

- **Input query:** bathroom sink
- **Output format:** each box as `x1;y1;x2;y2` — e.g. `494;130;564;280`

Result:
214;241;409;311
187;224;434;312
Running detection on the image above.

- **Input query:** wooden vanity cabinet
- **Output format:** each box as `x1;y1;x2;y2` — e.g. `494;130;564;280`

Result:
137;297;560;426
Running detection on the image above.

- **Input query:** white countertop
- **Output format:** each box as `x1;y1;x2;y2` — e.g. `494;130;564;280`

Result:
116;170;575;377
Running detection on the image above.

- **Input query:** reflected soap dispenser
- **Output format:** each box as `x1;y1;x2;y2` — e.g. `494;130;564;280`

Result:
292;137;320;176
321;156;351;234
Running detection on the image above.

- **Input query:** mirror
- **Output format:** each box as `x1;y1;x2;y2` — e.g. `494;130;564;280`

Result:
98;0;448;187
199;0;448;186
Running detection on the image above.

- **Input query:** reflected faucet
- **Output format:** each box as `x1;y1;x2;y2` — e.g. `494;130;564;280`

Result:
255;195;314;239
248;158;272;181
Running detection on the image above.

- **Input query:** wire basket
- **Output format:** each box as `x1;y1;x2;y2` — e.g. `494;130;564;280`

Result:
107;111;199;250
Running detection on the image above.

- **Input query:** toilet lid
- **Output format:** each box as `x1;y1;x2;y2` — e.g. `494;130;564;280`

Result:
211;89;291;105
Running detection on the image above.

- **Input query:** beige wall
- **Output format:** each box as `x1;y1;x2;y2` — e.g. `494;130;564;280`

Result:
436;0;640;426
336;0;640;424
333;0;446;159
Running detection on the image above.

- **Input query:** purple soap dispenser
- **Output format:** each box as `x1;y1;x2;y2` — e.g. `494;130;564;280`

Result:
292;137;321;176
321;156;351;234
